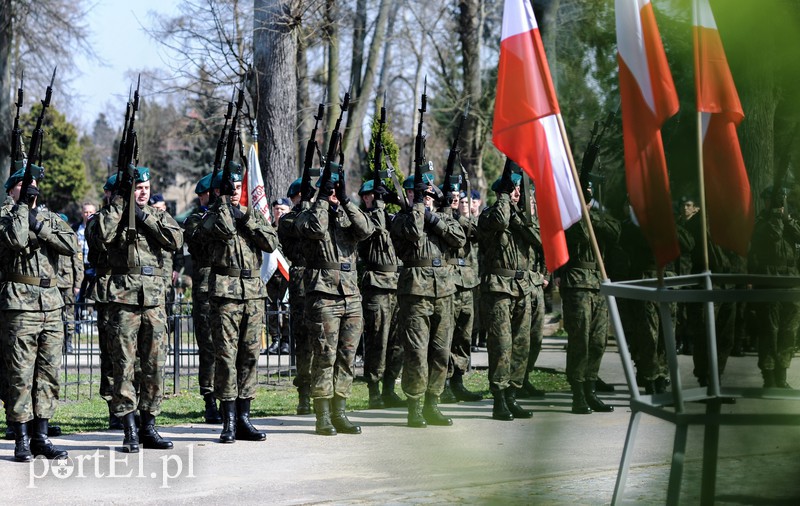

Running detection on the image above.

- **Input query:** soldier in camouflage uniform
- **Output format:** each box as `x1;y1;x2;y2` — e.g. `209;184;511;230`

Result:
56;214;83;355
477;168;536;421
278;178;314;415
0;164;77;462
198;165;278;443
748;187;800;388
441;188;482;404
391;174;466;428
558;183;620;414
92;166;183;452
182;173;221;424
520;192;548;399
295;172;374;435
357;179;404;409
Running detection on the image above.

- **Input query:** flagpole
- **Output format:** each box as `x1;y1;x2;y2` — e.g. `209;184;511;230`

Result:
694;0;711;274
555;113;608;281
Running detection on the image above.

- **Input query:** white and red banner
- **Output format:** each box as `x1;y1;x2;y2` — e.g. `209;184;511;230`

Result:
616;0;680;267
243;144;290;281
492;0;582;272
694;0;753;256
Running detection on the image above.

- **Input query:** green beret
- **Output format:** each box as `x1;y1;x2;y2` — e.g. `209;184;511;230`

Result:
195;173;213;194
438;182;460;192
135;166;151;183
4;162;44;191
359;180;375;195
104;174;118;191
287;177;302;198
490;172;522;192
211;165;244;188
315;172;339;187
402;172;434;190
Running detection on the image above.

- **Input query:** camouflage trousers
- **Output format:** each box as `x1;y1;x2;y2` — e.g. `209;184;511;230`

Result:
60;288;76;346
305;293;362;399
630;299;671;382
562;288;608;384
192;290;215;396
484;291;531;392
289;288;312;390
362;288;401;384
448;286;474;377
527;285;545;373
107;303;167;416
687;299;735;381
1;309;63;423
210;298;265;401
397;293;454;400
96;303;116;402
754;300;800;371
472;286;487;346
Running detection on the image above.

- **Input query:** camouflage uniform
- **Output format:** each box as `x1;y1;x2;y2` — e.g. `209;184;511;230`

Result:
56;239;83;353
748;207;800;387
522;213;547;397
560;208;620;413
392;200;465;426
478;192;537;419
358;199;401;407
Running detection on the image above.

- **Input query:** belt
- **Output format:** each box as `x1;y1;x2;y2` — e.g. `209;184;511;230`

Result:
403;258;446;268
213;267;256;278
489;268;526;280
4;273;54;288
571;261;597;269
364;263;398;273
311;262;354;272
447;258;470;267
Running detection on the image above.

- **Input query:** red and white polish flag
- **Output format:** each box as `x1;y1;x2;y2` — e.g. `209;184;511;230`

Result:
694;0;753;256
492;0;582;272
616;0;680;267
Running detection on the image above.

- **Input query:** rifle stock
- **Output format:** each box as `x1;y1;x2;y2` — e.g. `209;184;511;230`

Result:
20;67;56;203
301;102;325;202
209;91;235;205
319;92;350;193
220;86;246;197
10;73;24;170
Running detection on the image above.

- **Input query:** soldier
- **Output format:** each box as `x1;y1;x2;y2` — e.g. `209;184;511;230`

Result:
391;174;466;428
199;164;278;443
278;178;314;415
57;213;84;355
520;191;548;399
357;179;404;409
748;187;800;388
182;173;222;423
295;171;374;435
441;188;482;403
0;163;77;462
477;167;537;421
557;182;620;414
92;166;183;452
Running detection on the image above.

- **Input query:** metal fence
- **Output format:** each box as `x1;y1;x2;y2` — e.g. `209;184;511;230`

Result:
59;299;296;401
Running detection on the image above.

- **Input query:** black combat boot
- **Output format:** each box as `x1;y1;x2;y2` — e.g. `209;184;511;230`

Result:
203;393;223;424
235;398;266;441
267;337;280;355
492;390;514;421
219;400;236;443
644;381;657;395
5;417;15;440
367;382;385;409
518;371;546;398
313;398;337;436
30;418;68;460
381;378;405;408
774;368;792;389
451;370;482;402
331;396;361;434
12;421;32;462
121;412;139;453
108;405;123;430
47;423;62;437
296;385;312;415
595;377;616;392
762;369;776;388
439;379;458;404
505;387;533;418
584;380;614;412
279;338;291;355
407;397;427;428
422;392;453;426
571;382;593;415
138;412;174;450
654;377;668;394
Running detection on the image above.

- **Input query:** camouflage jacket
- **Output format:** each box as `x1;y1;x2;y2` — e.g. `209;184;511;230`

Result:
199;197;278;300
85;210;111;303
94;196;183;307
450;212;479;290
391;202;466;298
0;201;78;311
359;200;399;291
528;213;547;287
183;206;212;294
295;198;374;297
278;202;309;297
560;208;620;290
748;209;800;276
477;193;540;297
56;247;84;291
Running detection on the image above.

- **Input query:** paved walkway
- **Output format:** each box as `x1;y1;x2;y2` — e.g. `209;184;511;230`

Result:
3;335;800;505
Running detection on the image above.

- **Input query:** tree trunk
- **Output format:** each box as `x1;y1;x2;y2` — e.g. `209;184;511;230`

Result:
253;0;298;205
296;30;310;175
323;0;340;151
0;1;13;182
457;0;485;197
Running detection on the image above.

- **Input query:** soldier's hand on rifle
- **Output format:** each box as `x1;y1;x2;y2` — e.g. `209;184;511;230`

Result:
423;207;440;229
374;183;389;201
301;180;316;201
413;181;427;204
335;178;349;205
230;205;246;222
319;176;335;200
25;185;40;206
27;209;43;234
497;173;515;194
134;205;146;222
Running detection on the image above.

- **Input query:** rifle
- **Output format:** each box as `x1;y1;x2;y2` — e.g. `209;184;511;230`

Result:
580;108;616;206
220;85;246;198
318;91;350;194
371;94;386;197
10;73;24;170
301;101;325;202
412;78;441;201
118;75;141;245
209;90;235;205
442;101;470;208
20;67;57;203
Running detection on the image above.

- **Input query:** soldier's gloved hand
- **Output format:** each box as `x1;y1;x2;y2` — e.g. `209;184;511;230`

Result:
335;179;350;205
423;207;440;228
26;186;40;206
319;176;335;199
383;189;400;206
300;180;316;201
134;205;146;222
230;205;246;222
413;182;427;204
27;209;43;235
374;183;389;201
497;174;515;194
